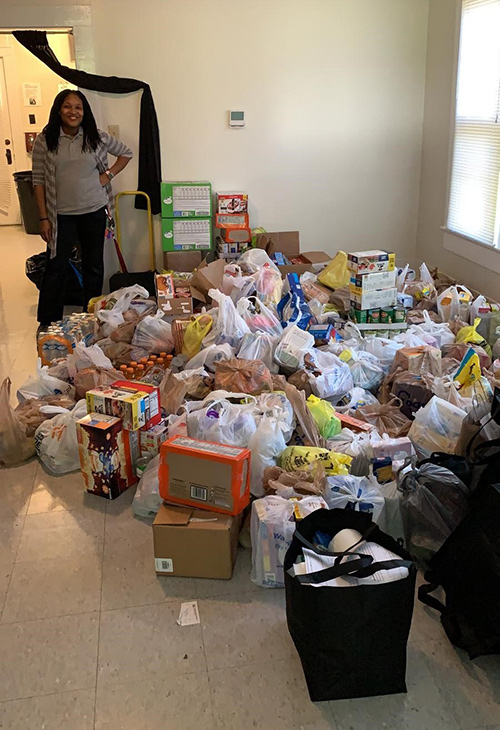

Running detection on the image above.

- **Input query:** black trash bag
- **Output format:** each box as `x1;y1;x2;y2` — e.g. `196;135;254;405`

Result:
284;508;416;701
419;482;500;659
25;249;84;306
397;462;471;571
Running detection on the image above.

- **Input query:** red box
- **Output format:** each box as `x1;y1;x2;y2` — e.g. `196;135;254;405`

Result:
160;435;250;516
111;380;161;430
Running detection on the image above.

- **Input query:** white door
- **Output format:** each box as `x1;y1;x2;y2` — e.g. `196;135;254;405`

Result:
0;57;20;225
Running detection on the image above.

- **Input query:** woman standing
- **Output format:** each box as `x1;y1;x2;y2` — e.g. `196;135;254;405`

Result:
32;89;133;326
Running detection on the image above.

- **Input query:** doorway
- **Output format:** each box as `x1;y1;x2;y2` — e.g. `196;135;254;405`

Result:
0;30;76;227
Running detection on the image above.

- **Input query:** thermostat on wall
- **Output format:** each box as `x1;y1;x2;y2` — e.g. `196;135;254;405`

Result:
229;110;245;127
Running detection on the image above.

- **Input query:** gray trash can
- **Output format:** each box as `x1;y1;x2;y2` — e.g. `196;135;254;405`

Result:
13;170;39;234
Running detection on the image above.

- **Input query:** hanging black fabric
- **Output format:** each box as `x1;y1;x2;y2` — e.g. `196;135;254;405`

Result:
284;509;416;701
419;482;500;659
13;30;161;215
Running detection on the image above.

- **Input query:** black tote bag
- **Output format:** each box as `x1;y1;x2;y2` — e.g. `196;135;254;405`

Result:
284;509;416;702
419;482;500;659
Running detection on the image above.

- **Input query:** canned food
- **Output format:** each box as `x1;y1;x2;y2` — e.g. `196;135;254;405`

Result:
353;308;367;323
380;307;393;324
368;308;380;324
393;306;406;323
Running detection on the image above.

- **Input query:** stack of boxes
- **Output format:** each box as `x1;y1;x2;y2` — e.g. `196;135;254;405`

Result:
347;250;404;325
160;182;213;265
152;434;250;580
76;380;164;500
215;192;250;260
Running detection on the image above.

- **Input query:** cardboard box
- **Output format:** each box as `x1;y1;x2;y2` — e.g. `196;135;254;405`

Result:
347;250;396;275
140;419;169;457
77;413;138;499
215;212;249;228
257;231;331;276
216;192;248;214
86;386;147;431
350;287;398;310
111;381;160;430
156;273;193;317
190;258;226;302
349;269;397;293
153;504;242;579
159;435;251;516
161;181;211;218
161;218;213;252
163;250;203;273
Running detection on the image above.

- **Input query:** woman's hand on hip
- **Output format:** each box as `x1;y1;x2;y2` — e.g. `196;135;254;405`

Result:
40;220;52;243
99;172;110;187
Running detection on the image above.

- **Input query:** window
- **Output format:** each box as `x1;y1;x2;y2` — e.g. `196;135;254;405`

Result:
448;0;500;247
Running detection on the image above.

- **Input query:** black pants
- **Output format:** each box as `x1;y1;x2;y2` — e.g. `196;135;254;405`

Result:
37;206;107;325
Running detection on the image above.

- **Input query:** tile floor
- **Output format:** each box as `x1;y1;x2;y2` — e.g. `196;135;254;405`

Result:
1;226;500;729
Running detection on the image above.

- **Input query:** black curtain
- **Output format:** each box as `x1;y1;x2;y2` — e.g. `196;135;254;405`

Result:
13;30;161;215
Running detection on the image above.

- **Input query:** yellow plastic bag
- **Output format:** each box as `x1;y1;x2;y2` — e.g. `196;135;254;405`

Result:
455;318;492;357
318;251;349;291
454;348;481;391
181;314;213;360
280;446;351;475
306;395;341;439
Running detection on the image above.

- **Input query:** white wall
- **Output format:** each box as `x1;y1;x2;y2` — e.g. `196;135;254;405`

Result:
86;0;429;272
416;0;500;299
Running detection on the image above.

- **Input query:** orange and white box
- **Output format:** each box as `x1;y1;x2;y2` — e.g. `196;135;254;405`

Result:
159;435;250;516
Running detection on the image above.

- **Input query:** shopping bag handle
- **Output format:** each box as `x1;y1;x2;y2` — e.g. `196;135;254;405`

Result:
418;581;445;614
295;557;412;584
292;524;411;584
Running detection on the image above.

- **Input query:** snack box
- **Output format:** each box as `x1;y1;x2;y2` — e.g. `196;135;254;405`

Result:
336;412;375;433
159;435;251;516
307;324;335;346
86;386;147;431
215;212;249;228
350;287;398;311
111;381;161;430
139;419;169;457
161;181;211;218
217;192;248;214
347;250;396;275
219;226;252;244
77;413;138;499
155;273;193;317
349;269;397;293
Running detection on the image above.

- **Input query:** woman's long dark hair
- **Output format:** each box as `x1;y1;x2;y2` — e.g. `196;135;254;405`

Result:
43;89;101;153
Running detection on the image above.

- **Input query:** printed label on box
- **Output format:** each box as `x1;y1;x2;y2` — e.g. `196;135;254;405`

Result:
155;557;174;573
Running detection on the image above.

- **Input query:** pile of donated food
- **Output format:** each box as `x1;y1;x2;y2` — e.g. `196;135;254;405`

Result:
1;240;500;595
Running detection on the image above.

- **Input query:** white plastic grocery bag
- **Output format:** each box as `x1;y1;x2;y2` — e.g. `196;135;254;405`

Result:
131;311;174;353
96;284;150;335
324;474;385;522
250;495;327;588
208;288;250;348
34;400;88;474
247;415;287;497
307;349;353;402
237;332;280;373
408;396;467;459
17;358;75;403
186;396;257;447
186;343;235;372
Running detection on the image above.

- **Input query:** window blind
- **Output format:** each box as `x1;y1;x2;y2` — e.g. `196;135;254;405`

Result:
448;0;500;246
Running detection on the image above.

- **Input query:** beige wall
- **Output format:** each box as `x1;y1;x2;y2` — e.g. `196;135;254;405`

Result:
416;0;500;299
87;0;429;272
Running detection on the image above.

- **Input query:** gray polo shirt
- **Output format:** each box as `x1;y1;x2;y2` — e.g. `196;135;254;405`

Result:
54;128;108;215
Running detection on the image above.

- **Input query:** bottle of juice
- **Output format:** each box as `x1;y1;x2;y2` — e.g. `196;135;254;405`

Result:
125;367;135;380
